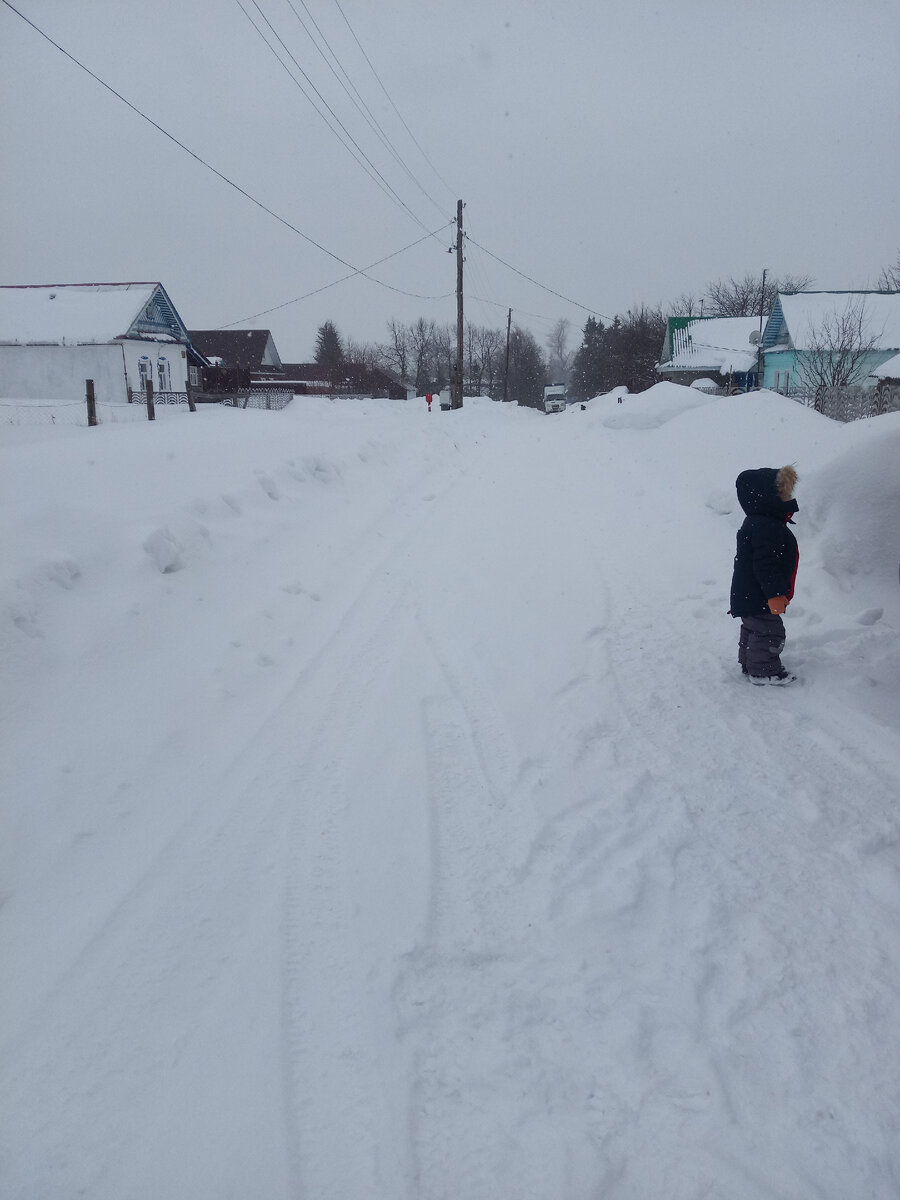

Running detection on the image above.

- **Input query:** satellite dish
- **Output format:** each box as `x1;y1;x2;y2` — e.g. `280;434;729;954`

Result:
748;330;761;345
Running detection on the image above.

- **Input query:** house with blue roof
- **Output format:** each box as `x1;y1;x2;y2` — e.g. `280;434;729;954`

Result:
760;291;900;394
0;281;203;404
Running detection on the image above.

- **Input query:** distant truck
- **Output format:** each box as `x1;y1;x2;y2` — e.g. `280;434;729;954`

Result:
543;385;567;413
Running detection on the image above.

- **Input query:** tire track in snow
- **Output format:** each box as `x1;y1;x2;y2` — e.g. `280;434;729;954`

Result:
279;593;421;1200
1;427;472;1200
394;611;622;1198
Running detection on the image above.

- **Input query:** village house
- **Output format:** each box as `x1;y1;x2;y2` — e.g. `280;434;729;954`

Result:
187;329;283;382
657;315;762;391
0;282;199;404
760;291;900;394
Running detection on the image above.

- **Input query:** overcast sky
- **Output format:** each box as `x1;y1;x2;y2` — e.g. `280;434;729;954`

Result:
2;0;899;362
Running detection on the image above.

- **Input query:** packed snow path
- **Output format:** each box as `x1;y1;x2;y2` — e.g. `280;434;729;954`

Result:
2;393;899;1198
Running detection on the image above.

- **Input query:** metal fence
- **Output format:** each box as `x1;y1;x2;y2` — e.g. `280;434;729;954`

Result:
152;391;190;405
221;388;293;411
786;386;882;423
0;398;191;428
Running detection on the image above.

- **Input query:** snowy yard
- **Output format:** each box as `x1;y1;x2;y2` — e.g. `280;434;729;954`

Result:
2;388;899;1199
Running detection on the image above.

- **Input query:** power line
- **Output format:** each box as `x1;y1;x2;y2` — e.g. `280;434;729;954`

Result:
284;0;447;221
1;0;445;300
333;0;457;202
235;0;431;233
467;236;612;321
469;296;561;327
219;224;454;326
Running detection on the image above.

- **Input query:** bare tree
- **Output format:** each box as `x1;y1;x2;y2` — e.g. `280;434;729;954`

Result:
475;325;504;398
382;319;411;383
344;338;380;373
408;317;437;394
432;323;454;390
796;296;883;406
705;272;814;318
545;318;572;384
877;250;900;292
464;321;483;396
669;292;699;317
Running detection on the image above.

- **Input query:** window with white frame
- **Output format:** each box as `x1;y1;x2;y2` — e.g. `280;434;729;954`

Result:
138;356;152;394
157;357;171;391
774;370;781;392
189;365;199;387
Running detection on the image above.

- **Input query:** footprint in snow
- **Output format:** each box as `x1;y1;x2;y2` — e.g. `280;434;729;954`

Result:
255;471;281;500
857;608;883;626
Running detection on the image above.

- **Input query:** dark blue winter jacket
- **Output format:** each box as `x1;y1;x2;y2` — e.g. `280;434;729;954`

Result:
730;466;799;617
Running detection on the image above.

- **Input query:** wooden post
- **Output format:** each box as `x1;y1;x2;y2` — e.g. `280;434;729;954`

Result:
145;379;155;421
185;376;196;412
86;379;98;427
127;385;133;405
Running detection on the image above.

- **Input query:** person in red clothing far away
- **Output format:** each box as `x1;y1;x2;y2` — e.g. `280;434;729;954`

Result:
425;392;433;412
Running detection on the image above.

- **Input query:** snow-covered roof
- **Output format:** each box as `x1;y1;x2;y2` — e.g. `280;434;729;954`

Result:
660;316;760;376
0;283;187;346
773;292;900;352
872;350;900;379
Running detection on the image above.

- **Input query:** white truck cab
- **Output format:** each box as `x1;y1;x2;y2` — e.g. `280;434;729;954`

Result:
543;385;567;413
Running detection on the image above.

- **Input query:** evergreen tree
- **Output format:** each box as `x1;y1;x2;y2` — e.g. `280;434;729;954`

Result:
571;315;606;399
508;326;546;409
314;321;346;383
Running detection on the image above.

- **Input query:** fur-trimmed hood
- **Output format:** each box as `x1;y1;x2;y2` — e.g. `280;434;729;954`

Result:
735;465;799;520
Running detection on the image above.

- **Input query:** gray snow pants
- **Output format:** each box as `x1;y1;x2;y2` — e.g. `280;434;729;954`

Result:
738;613;786;678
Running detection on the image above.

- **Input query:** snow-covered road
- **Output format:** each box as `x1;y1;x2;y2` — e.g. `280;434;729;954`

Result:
2;392;899;1198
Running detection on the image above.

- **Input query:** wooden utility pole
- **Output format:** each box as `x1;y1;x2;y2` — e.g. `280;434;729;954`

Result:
145;378;156;421
453;199;464;408
503;307;512;403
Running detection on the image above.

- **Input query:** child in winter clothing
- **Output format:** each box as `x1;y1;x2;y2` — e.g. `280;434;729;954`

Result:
729;465;799;684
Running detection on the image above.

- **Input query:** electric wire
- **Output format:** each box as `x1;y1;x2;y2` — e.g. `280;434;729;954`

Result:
467;236;612;321
284;0;448;221
333;0;457;201
219;224;454;327
1;0;447;301
235;0;432;234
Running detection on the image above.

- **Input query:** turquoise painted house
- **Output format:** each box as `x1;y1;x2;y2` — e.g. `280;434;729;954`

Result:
761;291;900;393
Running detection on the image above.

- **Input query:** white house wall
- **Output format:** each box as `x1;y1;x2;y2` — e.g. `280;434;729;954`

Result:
120;340;188;397
0;343;128;403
